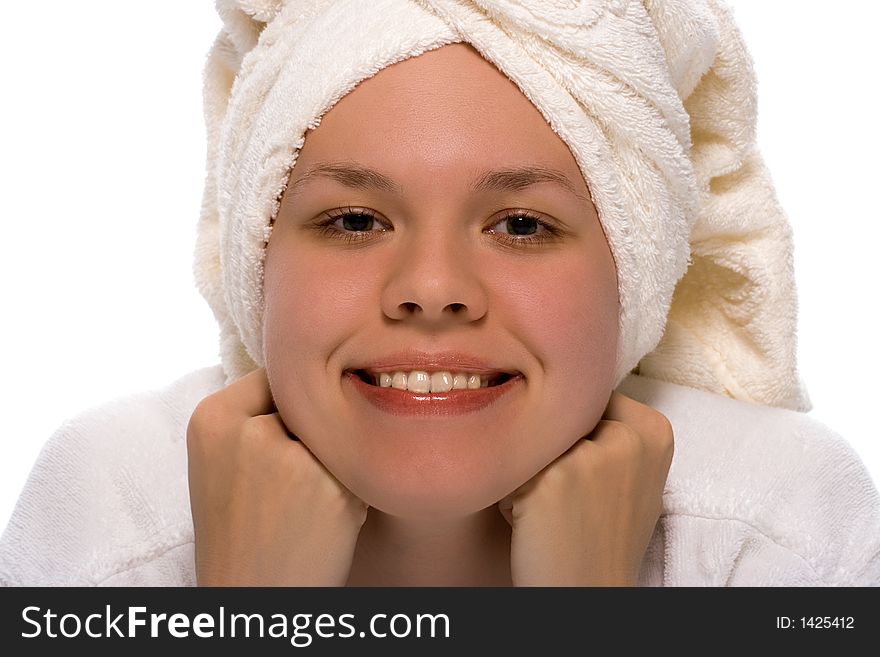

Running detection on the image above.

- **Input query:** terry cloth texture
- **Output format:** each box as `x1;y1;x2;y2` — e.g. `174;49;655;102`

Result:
1;367;876;586
194;0;810;411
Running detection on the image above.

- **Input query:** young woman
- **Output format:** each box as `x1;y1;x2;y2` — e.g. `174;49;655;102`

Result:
2;0;878;586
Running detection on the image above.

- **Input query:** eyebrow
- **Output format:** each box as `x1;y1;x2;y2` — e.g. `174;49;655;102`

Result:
285;161;589;202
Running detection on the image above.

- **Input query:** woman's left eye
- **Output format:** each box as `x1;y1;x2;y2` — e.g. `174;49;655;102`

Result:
487;213;545;237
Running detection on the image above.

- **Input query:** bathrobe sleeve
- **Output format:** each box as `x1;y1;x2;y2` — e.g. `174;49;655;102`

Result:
621;373;880;587
659;418;880;586
723;416;880;586
0;366;226;586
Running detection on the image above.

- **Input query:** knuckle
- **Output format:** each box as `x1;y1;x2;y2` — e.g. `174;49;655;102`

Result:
238;416;266;443
535;440;591;491
283;437;313;467
535;461;570;491
298;457;362;517
652;411;674;440
243;413;274;436
650;413;675;459
283;440;326;480
603;420;643;451
327;481;364;514
569;437;599;467
186;397;225;450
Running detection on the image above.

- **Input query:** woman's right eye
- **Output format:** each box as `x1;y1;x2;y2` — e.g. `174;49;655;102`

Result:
312;207;389;245
324;207;388;232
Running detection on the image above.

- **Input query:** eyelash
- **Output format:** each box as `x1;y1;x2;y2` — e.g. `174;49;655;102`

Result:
312;206;562;249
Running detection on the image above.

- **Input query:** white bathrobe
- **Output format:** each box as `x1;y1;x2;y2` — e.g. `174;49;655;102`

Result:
1;365;878;586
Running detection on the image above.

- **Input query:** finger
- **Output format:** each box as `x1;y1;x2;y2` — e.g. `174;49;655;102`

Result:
259;412;301;442
602;390;671;442
497;496;513;527
603;390;649;421
219;367;277;418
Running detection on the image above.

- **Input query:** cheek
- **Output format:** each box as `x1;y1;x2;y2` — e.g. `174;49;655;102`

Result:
262;241;384;433
491;251;618;481
263;238;393;481
493;250;618;384
263;244;379;360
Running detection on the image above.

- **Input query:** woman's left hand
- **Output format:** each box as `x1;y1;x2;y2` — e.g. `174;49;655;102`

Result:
499;391;674;586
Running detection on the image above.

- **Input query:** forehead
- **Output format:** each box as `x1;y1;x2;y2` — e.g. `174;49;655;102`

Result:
297;43;583;185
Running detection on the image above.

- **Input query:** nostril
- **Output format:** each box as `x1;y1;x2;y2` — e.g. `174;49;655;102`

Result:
448;303;465;313
400;302;419;314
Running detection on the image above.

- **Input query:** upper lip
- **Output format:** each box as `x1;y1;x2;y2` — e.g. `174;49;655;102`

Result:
346;350;521;376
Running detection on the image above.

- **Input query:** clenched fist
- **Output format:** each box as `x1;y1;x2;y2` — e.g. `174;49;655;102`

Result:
186;368;369;586
499;391;674;586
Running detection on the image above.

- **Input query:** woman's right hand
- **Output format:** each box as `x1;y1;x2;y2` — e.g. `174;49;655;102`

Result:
186;367;369;586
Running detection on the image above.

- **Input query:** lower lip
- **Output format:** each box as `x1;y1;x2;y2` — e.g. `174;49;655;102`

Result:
344;372;524;416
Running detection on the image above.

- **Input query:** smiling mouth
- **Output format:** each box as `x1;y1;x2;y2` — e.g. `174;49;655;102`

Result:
350;370;516;388
345;368;524;416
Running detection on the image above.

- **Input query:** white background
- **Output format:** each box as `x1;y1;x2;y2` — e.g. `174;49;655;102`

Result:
1;1;878;534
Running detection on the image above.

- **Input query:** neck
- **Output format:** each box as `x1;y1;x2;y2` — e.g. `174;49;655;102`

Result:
345;506;512;586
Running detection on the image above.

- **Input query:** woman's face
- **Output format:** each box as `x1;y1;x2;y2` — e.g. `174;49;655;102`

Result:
263;43;618;519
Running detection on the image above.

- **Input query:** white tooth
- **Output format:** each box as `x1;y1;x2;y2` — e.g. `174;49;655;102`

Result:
430;371;453;393
391;371;408;390
378;372;392;387
452;373;469;390
407;370;431;393
467;374;481;389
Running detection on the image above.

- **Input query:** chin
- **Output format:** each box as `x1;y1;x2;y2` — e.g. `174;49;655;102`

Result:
310;412;582;520
360;490;501;520
342;461;515;520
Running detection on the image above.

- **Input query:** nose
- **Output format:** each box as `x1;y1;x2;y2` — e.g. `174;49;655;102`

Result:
380;228;488;327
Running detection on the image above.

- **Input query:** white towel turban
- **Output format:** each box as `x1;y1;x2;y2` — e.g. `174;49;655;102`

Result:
194;0;812;412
